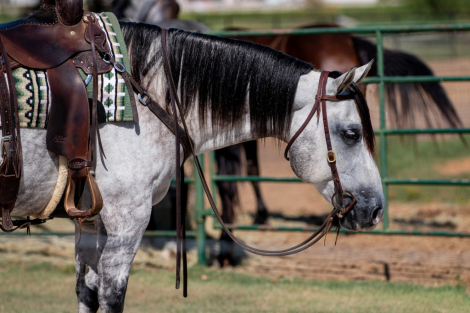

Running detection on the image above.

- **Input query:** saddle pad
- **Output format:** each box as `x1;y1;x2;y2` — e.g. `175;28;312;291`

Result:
14;12;133;129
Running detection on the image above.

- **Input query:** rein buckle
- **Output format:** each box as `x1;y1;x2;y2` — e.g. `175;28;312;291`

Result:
1;135;12;156
138;92;152;106
326;150;336;163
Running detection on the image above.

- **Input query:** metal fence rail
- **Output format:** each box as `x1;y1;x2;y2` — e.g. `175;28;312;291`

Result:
5;24;470;267
193;24;470;264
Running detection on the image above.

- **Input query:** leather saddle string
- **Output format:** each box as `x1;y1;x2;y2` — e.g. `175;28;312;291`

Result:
0;35;48;231
159;29;345;258
101;52;193;160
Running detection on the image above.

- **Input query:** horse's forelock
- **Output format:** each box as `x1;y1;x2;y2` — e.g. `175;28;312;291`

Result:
350;83;376;156
327;71;375;156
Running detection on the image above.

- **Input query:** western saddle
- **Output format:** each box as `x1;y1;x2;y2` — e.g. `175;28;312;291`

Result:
0;0;139;231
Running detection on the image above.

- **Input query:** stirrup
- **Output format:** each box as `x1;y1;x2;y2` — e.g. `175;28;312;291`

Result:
64;168;103;219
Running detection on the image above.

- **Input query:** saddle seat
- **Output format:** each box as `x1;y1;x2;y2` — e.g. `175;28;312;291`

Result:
0;5;109;71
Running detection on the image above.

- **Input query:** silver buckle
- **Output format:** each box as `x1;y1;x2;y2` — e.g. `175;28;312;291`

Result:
103;53;126;73
1;135;12;161
113;61;126;73
85;75;92;86
102;53;113;64
138;92;152;106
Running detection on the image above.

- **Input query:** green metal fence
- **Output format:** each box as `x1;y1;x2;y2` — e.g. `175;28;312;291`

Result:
5;24;470;266
194;24;470;264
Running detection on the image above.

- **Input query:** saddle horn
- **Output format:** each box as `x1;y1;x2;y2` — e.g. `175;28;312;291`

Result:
46;0;84;26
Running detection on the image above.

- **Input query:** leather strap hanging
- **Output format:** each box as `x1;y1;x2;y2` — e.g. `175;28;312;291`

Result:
63;14;104;220
81;28;360;296
0;34;51;232
0;34;21;232
157;29;358;296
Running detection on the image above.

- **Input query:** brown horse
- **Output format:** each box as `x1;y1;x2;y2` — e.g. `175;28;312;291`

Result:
231;24;461;129
218;23;462;235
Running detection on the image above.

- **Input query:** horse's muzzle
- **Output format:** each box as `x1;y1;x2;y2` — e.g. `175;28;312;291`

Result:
339;195;384;231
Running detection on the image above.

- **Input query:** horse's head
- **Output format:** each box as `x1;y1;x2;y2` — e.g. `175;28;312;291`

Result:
289;61;384;231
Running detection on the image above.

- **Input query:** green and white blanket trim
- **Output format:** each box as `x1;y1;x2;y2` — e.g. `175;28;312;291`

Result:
14;12;134;129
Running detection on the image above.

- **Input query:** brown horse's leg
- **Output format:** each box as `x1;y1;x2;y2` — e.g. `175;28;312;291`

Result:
243;140;269;225
215;146;240;266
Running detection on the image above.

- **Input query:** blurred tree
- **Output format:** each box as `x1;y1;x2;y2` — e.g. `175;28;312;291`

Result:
305;0;323;8
398;0;470;13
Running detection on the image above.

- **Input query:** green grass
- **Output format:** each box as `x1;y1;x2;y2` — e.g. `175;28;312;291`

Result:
377;135;470;203
0;262;468;313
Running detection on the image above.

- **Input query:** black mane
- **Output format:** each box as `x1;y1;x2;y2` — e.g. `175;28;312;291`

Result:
120;22;375;155
121;22;313;138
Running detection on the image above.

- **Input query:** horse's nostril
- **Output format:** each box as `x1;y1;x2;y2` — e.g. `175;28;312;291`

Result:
371;206;383;224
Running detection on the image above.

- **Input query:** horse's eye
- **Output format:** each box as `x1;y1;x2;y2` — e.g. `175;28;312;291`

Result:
343;130;360;142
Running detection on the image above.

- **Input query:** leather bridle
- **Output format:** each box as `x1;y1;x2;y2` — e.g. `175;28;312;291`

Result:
0;26;361;296
151;29;360;296
284;70;358;216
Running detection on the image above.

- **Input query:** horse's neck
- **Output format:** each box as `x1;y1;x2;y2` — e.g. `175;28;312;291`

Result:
186;71;320;155
188;107;256;155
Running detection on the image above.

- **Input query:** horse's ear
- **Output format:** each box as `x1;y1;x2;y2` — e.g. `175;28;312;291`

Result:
333;67;356;95
354;59;374;84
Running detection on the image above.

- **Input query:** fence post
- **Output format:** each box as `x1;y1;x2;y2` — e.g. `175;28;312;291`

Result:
376;30;389;231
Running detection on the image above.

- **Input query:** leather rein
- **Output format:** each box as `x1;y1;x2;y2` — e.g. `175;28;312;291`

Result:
0;26;359;295
154;29;359;296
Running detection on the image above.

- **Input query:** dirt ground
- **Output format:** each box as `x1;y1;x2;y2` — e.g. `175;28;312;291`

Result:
204;138;470;288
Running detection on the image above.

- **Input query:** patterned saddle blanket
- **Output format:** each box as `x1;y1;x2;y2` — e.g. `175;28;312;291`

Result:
13;12;134;129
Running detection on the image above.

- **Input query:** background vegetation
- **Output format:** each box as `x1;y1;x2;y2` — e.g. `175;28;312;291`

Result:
379;135;470;204
0;261;468;313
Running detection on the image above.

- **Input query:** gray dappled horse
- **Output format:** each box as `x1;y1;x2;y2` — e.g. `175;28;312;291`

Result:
15;24;383;311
